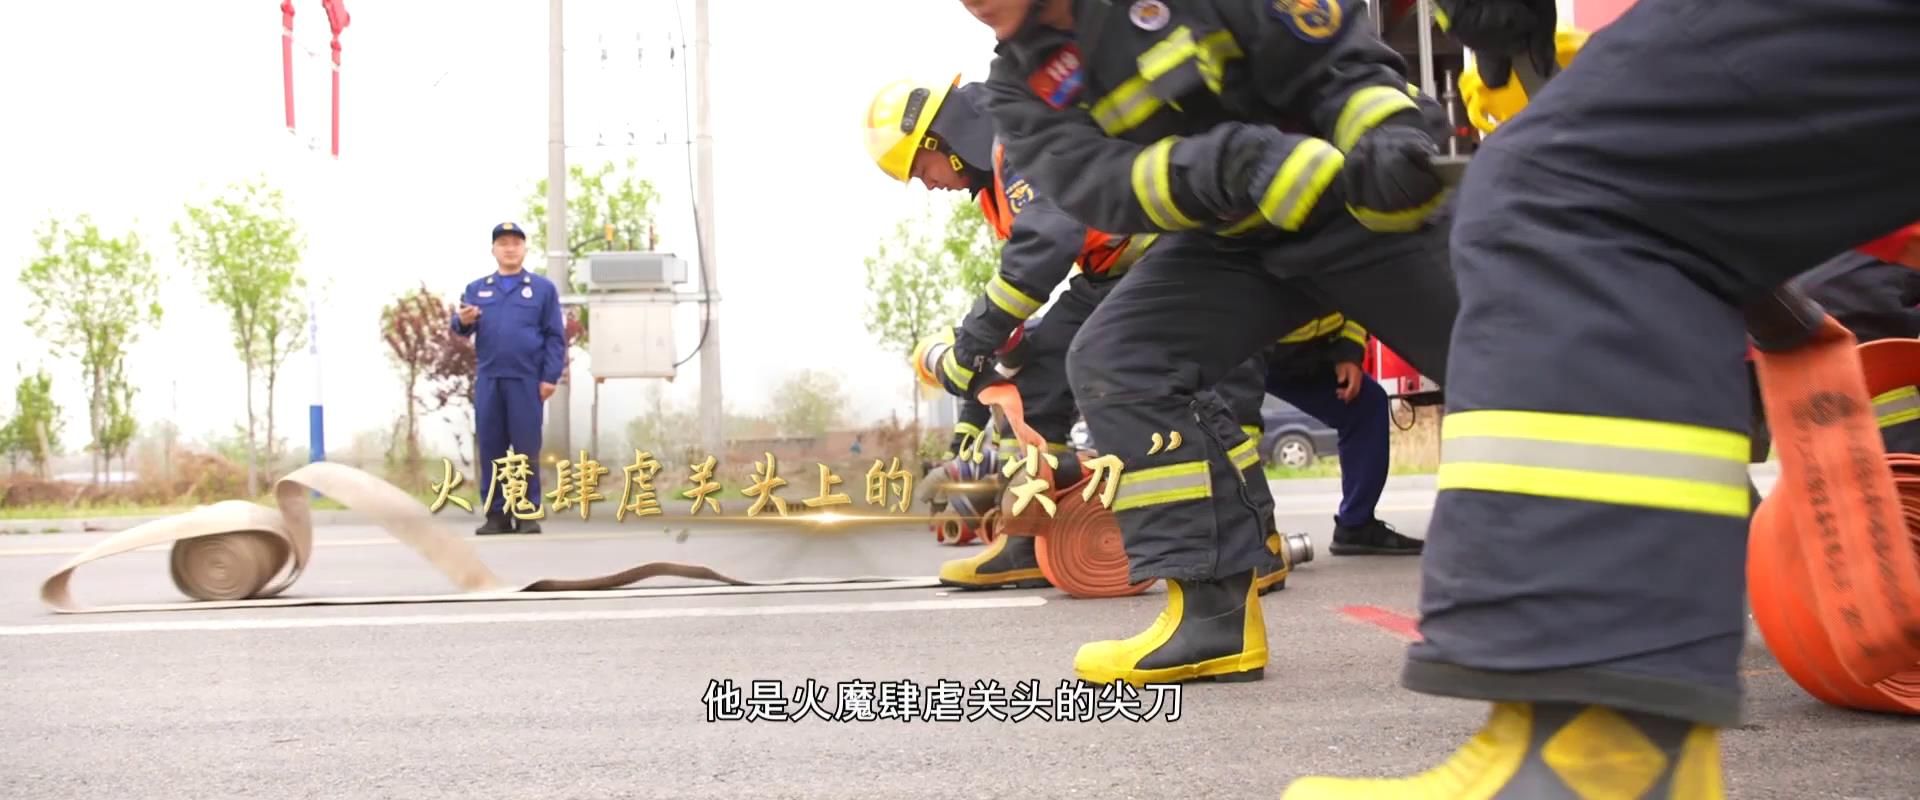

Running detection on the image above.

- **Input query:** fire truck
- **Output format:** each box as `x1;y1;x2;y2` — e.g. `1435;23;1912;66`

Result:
1361;0;1638;419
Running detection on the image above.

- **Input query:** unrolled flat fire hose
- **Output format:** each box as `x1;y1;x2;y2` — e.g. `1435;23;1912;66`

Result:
37;461;936;615
978;383;1154;599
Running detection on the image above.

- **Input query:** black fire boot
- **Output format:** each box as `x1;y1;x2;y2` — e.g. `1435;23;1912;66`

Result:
475;513;515;536
1329;517;1424;555
513;517;543;535
1282;702;1725;799
1073;569;1266;686
938;533;1050;589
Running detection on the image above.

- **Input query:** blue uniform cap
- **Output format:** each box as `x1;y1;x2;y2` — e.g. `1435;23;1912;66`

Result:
492;221;526;241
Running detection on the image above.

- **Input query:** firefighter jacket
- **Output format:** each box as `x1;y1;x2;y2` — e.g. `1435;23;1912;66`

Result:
1791;251;1920;343
982;0;1429;242
1266;309;1369;383
948;141;1158;372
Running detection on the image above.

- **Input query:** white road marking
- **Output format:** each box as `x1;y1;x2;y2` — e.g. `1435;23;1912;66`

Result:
0;595;1048;637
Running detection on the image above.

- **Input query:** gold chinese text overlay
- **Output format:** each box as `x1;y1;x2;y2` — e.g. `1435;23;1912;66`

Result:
427;443;1135;521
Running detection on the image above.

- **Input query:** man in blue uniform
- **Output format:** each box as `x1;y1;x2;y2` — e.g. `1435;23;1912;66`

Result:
1264;311;1419;555
452;222;567;535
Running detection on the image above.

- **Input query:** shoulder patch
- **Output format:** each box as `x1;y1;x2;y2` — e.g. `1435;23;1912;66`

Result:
1026;44;1085;109
1269;0;1342;42
1003;174;1036;215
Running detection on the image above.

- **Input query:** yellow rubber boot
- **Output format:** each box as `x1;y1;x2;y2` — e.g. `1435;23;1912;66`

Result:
937;533;1050;590
1073;569;1267;686
1256;533;1291;595
1256;529;1314;595
1281;702;1725;799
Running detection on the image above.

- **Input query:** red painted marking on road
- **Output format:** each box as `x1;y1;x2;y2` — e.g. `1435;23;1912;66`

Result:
1338;605;1423;642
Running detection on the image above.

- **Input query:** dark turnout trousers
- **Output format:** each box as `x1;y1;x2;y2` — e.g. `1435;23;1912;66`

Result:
1067;212;1457;585
1406;0;1920;727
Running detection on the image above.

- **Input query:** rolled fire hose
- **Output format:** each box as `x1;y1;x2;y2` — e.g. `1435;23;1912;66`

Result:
1748;333;1920;714
978;383;1155;599
38;461;936;615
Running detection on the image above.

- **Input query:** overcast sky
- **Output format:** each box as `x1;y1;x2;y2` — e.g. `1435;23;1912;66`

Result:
0;0;1010;459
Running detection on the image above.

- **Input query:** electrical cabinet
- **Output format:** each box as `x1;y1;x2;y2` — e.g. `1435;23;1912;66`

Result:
587;296;677;380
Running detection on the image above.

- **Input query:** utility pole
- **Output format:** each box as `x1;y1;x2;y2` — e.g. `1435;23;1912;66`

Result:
694;0;724;456
544;0;573;466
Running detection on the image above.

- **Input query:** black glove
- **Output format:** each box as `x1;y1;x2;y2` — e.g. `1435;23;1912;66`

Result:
1340;123;1447;233
1436;0;1558;89
1215;126;1349;234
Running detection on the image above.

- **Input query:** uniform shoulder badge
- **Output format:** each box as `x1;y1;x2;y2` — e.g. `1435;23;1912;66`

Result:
1004;173;1037;215
1270;0;1342;42
1129;0;1170;31
1026;43;1085;110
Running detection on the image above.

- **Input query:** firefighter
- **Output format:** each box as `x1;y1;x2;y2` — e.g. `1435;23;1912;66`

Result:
1265;311;1420;555
865;76;1287;595
1748;251;1920;458
957;0;1460;687
1277;0;1920;795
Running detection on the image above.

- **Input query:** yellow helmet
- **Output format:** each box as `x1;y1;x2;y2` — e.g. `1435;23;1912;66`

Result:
866;75;962;184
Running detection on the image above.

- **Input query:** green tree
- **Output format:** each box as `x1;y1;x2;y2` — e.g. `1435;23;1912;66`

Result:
99;355;138;478
19;215;164;485
379;285;448;488
863;203;973;431
944;196;998;299
769;369;849;439
523;158;663;346
1;367;63;477
174;178;308;496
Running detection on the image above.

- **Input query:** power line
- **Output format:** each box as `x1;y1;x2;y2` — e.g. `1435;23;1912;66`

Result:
666;0;713;370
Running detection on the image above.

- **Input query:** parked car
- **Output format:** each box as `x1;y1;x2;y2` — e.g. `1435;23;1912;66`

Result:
1259;395;1339;469
1067;395;1338;469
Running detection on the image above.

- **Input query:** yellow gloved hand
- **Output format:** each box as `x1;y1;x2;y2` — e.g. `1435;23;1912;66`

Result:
1458;27;1591;134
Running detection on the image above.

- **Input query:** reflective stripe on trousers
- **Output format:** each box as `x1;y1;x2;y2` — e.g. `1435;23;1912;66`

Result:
1436;409;1752;519
1112;436;1259;512
1876;385;1919;429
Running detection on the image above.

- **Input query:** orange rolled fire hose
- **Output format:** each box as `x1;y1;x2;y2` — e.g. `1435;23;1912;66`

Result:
977;383;1154;599
1748;326;1920;714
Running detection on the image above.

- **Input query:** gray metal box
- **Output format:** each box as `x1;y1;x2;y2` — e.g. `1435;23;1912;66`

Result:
586;251;689;290
588;297;678;380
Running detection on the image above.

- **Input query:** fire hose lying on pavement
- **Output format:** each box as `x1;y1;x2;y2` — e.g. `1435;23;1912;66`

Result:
36;460;937;615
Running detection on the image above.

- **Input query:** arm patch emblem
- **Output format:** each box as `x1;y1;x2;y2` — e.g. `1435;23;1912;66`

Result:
1026;44;1086;109
1270;0;1342;41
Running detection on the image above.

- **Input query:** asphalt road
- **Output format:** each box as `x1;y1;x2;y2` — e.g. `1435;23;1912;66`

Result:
0;471;1912;800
